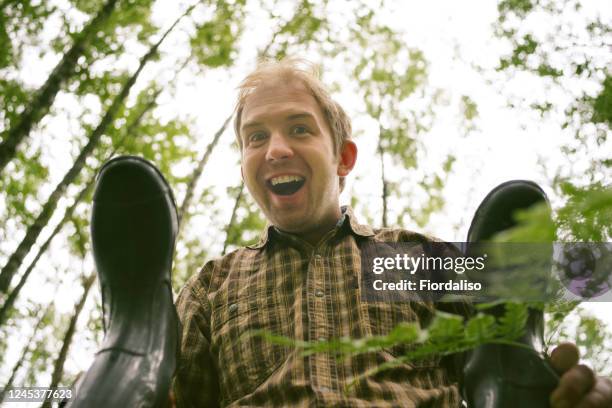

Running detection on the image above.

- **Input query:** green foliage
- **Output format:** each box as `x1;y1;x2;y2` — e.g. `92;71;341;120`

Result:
101;82;198;187
492;202;556;243
547;305;612;376
19;304;57;385
494;0;610;179
120;115;194;184
75;71;131;107
25;332;54;385
460;95;478;121
493;1;612;373
590;74;612;126
270;0;326;59
223;189;267;252
0;78;30;132
72;0;108;14
39;0;159;124
497;31;563;78
67;212;90;258
69;0;157;56
85;304;104;342
190;0;246;67
556;181;612;241
409;156;455;228
0;0;56;68
498;0;534;20
0;150;49;226
173;235;210;290
103;0;156;39
346;10;454;229
497;302;529;338
460;95;479;133
0;13;10;68
257;303;534;386
545;300;580;345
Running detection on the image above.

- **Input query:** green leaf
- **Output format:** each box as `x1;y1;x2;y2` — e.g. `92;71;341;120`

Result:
465;314;496;342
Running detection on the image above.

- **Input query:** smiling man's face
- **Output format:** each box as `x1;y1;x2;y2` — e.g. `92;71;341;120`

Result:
240;79;356;244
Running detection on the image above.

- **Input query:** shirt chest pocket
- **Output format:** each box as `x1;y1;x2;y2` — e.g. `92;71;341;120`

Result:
210;296;293;403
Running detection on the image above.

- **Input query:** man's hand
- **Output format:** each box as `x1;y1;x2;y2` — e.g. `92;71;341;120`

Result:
549;342;612;408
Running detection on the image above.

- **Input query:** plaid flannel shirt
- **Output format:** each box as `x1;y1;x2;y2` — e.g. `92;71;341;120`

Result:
174;207;470;407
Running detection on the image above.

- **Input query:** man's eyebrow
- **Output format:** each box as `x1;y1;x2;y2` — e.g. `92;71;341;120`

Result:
241;113;315;132
241;121;262;131
287;113;315;121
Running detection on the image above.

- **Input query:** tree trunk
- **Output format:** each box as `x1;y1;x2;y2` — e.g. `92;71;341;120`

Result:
222;182;244;255
178;114;232;225
378;125;388;228
0;7;194;293
0;177;94;325
0;0;120;175
0;307;47;403
40;274;95;408
0;76;165;317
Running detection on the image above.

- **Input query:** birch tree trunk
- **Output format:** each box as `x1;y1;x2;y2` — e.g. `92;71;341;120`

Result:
178;114;232;225
222;182;244;255
0;308;48;403
40;274;95;408
0;76;165;318
0;7;194;293
378;125;388;228
0;178;94;325
0;0;120;174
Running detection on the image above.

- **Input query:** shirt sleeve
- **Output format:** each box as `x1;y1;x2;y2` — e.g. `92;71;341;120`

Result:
174;263;220;407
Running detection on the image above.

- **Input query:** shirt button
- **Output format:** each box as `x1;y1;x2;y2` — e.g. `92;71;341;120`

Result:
315;289;324;298
228;303;238;313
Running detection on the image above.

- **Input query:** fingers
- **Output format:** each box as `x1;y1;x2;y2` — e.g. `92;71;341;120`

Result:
576;377;612;408
549;342;580;375
551;364;596;408
549;343;612;408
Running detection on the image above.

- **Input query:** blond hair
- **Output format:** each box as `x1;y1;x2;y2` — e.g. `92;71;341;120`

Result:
233;58;352;157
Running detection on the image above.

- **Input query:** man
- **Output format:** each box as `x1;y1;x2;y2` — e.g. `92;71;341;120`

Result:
173;59;612;407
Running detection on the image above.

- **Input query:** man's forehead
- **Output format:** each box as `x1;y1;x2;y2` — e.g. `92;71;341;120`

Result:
241;80;322;125
243;79;311;106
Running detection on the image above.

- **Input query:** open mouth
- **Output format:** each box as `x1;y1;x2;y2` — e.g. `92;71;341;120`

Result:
267;175;305;196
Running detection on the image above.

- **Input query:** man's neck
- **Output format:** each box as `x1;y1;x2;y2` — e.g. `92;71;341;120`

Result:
275;209;346;247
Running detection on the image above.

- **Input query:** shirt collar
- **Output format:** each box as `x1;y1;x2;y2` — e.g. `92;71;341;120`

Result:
342;206;375;237
246;206;374;250
246;223;275;250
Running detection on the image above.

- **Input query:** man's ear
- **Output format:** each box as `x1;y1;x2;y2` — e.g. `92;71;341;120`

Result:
337;140;357;177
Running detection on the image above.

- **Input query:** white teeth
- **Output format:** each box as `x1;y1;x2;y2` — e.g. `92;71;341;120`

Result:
270;175;304;185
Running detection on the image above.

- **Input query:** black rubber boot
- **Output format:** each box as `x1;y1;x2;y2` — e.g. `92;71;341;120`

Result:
68;156;179;408
462;180;559;408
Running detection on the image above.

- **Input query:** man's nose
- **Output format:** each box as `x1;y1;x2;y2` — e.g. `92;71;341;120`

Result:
265;133;293;162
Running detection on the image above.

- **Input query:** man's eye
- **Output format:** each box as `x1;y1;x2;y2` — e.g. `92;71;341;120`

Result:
248;132;266;143
291;126;309;135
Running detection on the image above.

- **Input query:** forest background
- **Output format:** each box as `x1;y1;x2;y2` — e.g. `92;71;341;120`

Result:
0;0;610;404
